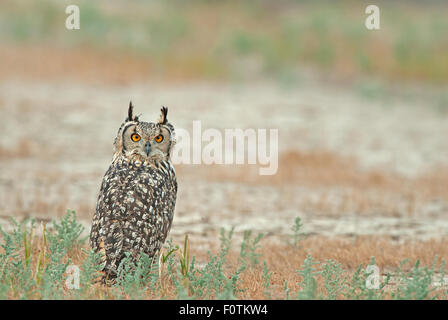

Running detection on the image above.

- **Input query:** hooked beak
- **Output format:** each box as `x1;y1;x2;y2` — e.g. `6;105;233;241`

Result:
145;142;151;156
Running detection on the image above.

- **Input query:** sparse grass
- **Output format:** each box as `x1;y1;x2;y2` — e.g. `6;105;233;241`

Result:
0;211;447;299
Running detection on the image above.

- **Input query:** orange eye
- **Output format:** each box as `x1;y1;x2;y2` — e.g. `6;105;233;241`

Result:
154;134;164;143
131;133;141;142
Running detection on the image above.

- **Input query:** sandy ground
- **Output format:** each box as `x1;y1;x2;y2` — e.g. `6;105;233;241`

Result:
0;78;447;244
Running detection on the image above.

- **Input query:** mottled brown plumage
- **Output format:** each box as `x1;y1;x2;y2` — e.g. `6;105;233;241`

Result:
89;103;177;282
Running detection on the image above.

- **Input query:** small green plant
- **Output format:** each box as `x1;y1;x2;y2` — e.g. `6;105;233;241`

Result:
178;234;191;293
262;261;273;299
49;210;86;252
114;252;156;299
296;255;320;300
179;234;190;278
289;217;306;249
0;218;37;299
80;249;104;293
158;239;179;293
344;257;390;300
23;219;36;268
392;258;438;300
437;259;448;299
239;230;264;267
320;259;347;299
35;222;47;285
39;235;71;299
283;280;291;300
219;227;235;262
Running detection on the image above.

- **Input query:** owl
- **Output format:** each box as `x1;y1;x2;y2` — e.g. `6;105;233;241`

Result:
89;102;177;283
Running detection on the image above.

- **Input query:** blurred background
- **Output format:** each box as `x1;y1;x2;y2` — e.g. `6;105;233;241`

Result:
0;0;447;243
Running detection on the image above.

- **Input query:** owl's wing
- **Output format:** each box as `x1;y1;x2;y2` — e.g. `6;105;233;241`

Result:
99;219;125;278
89;164;128;278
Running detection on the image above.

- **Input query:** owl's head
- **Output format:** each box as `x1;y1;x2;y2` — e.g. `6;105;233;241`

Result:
113;102;176;163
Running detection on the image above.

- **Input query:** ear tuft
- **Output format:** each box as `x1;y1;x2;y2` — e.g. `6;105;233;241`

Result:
158;106;168;125
126;101;139;122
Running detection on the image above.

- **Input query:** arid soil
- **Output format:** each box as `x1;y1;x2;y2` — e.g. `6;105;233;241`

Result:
0;78;447;245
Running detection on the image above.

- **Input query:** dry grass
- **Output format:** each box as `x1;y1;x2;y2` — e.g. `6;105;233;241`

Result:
0;46;155;85
164;235;448;299
15;233;448;299
239;236;448;299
